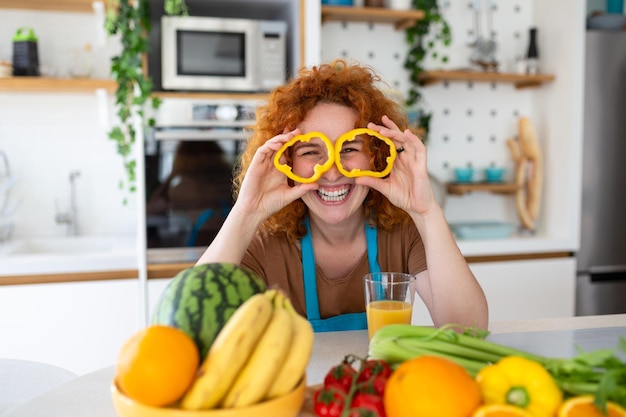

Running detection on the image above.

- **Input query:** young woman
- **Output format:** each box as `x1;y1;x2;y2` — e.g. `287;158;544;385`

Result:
197;59;488;332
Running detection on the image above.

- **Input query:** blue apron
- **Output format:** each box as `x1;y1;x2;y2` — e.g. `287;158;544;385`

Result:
301;217;381;332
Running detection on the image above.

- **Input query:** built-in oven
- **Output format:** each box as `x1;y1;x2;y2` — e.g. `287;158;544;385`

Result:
145;98;258;263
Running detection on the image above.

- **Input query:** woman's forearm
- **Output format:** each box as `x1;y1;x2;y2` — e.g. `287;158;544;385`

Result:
411;204;489;330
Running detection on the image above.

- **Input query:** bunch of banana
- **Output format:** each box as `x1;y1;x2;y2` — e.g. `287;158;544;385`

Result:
181;288;314;410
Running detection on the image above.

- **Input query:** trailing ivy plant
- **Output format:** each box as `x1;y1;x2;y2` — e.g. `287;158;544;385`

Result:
105;0;187;204
404;0;452;137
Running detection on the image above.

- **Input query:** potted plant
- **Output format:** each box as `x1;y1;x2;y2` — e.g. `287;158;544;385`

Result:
104;0;187;204
404;0;451;141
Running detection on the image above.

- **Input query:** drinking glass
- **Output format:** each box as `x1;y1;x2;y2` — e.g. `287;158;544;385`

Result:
364;272;416;340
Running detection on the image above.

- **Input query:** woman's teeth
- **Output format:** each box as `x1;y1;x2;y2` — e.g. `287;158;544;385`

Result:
317;187;350;202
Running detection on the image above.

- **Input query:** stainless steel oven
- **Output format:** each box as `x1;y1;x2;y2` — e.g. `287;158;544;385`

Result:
145;98;258;262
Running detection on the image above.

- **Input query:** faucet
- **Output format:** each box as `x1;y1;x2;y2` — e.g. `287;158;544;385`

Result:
0;150;15;242
55;170;81;236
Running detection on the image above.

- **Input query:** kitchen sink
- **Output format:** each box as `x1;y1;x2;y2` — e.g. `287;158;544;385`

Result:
4;236;124;256
0;236;137;276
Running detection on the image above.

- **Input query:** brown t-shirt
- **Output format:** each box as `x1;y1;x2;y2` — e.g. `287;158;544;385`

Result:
241;223;427;319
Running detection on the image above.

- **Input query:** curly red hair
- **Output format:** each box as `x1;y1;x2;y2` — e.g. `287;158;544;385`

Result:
234;59;411;241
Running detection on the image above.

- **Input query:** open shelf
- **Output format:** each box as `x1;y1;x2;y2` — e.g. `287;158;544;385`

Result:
0;77;116;93
446;182;519;195
321;6;424;30
0;0;98;12
419;70;556;89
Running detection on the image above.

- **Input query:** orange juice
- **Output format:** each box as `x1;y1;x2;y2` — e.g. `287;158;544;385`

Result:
366;300;413;339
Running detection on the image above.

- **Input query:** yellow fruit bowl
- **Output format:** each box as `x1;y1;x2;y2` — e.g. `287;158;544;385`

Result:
111;377;307;417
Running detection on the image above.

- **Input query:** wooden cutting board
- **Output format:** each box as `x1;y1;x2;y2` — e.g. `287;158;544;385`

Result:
298;384;322;417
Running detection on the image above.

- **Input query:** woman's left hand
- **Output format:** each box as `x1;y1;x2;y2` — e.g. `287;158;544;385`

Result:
356;115;437;216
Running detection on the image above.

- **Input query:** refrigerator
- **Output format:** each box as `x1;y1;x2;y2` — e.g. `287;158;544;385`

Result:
576;30;626;316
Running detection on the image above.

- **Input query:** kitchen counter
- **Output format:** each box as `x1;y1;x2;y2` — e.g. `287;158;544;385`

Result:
2;314;625;417
0;235;574;286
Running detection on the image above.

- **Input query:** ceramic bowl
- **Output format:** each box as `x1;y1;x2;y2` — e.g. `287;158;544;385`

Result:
484;167;505;183
111;376;306;417
453;167;474;183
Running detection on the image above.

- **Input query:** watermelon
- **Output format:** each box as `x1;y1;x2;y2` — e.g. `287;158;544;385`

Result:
151;262;266;359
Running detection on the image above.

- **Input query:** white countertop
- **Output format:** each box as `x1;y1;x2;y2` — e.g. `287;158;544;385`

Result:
0;231;576;278
3;314;624;417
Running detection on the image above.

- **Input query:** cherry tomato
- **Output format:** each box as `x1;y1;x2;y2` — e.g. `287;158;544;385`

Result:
357;373;388;396
324;362;357;394
357;359;392;383
351;392;386;417
313;387;346;417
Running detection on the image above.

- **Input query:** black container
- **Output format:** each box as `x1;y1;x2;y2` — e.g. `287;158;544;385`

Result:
526;27;539;75
12;28;40;76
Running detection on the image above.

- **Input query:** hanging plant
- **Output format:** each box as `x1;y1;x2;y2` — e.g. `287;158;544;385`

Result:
404;0;452;138
104;0;187;204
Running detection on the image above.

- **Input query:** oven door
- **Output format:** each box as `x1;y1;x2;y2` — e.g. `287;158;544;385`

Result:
145;128;246;259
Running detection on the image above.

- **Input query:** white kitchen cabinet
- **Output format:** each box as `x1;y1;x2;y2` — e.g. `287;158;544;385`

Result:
472;257;577;322
411;257;576;327
0;279;139;375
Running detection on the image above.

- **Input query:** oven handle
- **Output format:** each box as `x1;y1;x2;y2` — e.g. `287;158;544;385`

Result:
154;129;249;141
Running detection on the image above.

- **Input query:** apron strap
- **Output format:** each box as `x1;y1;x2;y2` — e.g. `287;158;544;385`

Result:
302;217;380;331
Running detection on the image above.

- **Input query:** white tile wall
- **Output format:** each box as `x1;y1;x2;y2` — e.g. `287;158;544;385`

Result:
0;9;136;239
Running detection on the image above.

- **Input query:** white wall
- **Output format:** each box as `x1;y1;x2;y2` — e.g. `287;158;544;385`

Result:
0;10;136;240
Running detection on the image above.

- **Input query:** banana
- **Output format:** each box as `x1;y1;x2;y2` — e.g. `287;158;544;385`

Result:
265;296;314;399
221;290;294;408
180;290;275;410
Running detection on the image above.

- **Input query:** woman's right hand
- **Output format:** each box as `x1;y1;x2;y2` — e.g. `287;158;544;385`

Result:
234;129;319;223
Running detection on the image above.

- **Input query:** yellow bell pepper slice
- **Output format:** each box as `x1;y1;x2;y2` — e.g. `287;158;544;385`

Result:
476;356;563;417
273;132;335;184
334;128;397;178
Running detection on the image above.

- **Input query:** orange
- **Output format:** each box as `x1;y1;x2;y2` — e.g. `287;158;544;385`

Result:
384;355;482;417
472;404;533;417
115;324;200;407
558;395;626;417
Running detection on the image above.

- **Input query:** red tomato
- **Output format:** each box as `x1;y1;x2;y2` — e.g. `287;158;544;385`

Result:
313;387;346;417
323;362;357;394
357;359;392;383
351;392;386;417
357;373;388;396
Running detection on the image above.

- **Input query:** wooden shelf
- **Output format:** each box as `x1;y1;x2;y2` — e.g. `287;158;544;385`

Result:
419;70;556;89
0;0;99;13
321;6;424;30
0;77;116;93
446;182;519;195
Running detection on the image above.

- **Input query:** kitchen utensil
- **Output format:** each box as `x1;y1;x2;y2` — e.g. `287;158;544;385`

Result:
484;167;505;183
469;0;498;72
454;167;475;183
12;27;40;76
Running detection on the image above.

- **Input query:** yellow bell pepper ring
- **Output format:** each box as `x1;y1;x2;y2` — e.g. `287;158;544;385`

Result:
273;132;335;184
476;356;563;417
334;128;397;178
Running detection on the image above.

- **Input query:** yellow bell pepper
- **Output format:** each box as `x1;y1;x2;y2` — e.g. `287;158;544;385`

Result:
475;356;562;417
273;128;397;182
334;128;397;178
273;131;335;183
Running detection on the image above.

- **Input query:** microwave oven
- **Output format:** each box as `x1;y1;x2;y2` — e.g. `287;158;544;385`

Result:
161;16;287;92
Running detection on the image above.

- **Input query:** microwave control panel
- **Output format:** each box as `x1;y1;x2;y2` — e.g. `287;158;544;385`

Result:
258;21;288;90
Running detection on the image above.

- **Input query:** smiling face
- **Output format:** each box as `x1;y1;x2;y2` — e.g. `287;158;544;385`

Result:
294;102;371;225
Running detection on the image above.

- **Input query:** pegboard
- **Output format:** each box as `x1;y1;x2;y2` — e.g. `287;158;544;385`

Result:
321;1;540;224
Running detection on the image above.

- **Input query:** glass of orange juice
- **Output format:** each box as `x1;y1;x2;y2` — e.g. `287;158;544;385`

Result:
364;272;416;340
